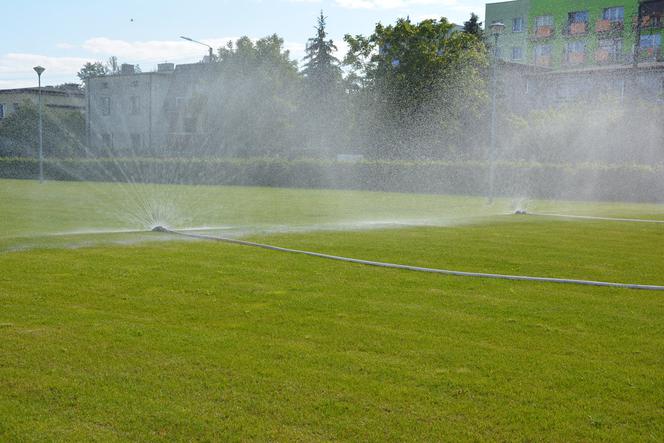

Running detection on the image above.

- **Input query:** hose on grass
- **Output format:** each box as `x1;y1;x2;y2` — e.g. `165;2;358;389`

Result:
153;227;664;292
527;213;664;224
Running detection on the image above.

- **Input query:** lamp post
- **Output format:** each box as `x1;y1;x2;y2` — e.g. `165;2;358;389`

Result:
488;22;504;204
33;66;45;183
180;36;214;63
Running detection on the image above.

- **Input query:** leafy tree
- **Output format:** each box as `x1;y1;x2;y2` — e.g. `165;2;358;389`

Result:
344;17;489;159
202;35;302;156
463;13;484;37
0;101;85;158
77;61;108;81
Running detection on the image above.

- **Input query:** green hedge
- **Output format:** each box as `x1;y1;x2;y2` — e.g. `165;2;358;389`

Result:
0;157;662;202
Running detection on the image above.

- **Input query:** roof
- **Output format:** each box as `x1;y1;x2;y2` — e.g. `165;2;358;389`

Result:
0;87;84;98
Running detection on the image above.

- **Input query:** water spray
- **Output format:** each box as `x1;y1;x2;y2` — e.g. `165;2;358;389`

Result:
152;227;664;292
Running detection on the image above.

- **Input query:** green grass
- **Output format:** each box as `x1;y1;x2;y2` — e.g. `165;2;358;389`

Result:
1;179;663;441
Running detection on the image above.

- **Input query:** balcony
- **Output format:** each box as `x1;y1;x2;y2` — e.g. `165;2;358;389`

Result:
564;21;588;36
530;26;555;40
595;49;625;64
565;52;586;66
638;47;663;62
534;55;552;67
595;19;624;34
641;14;663;30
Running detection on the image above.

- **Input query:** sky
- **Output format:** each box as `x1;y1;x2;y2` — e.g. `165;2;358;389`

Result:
0;0;491;89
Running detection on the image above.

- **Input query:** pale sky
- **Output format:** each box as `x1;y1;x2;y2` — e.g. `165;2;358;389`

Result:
1;0;492;89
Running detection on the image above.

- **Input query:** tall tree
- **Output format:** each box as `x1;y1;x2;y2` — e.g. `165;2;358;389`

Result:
106;56;120;74
344;17;489;159
463;13;484;37
301;11;345;155
77;62;108;81
302;11;341;85
203;35;301;156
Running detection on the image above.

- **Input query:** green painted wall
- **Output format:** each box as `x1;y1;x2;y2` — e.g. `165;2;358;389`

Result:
485;0;530;63
527;0;664;69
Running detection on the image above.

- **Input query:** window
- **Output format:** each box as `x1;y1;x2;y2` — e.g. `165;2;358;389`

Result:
603;7;624;22
0;104;4;119
130;133;141;149
640;34;662;48
100;97;111;116
495;47;503;59
566;40;586;64
567;40;586;54
535;44;552;57
598;38;623;62
568;11;589;24
535;15;554;28
184;117;196;133
512;46;523;60
101;133;112;148
101;82;109;89
534;44;553;66
130;96;140;115
512;17;524;32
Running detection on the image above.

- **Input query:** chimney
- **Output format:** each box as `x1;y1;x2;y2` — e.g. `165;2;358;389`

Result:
157;63;175;73
120;63;135;75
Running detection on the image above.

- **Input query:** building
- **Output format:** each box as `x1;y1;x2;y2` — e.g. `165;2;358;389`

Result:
486;0;530;63
524;62;664;107
0;85;84;120
486;0;664;69
86;63;215;155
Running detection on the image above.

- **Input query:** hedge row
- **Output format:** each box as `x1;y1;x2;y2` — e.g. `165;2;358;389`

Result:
1;157;662;202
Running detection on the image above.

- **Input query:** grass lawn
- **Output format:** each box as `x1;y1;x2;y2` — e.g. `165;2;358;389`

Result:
1;179;663;441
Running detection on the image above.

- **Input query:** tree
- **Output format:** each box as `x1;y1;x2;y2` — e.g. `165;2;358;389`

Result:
106;56;120;74
77;61;108;81
302;11;342;85
344;17;489;159
0;101;85;158
463;13;484;37
301;11;346;154
202;35;302;156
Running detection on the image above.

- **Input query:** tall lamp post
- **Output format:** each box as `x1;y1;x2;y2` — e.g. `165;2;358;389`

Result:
488;22;504;204
33;66;45;183
180;36;214;62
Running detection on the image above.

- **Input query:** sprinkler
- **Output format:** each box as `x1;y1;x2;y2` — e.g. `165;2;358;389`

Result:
514;209;527;215
151;225;169;233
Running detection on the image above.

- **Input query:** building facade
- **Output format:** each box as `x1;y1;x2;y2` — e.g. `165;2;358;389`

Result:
0;86;84;120
86;63;215;155
486;0;664;69
486;0;530;63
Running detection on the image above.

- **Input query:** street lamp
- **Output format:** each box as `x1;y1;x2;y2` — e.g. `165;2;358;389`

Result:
33;66;45;183
180;36;214;63
487;22;504;204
